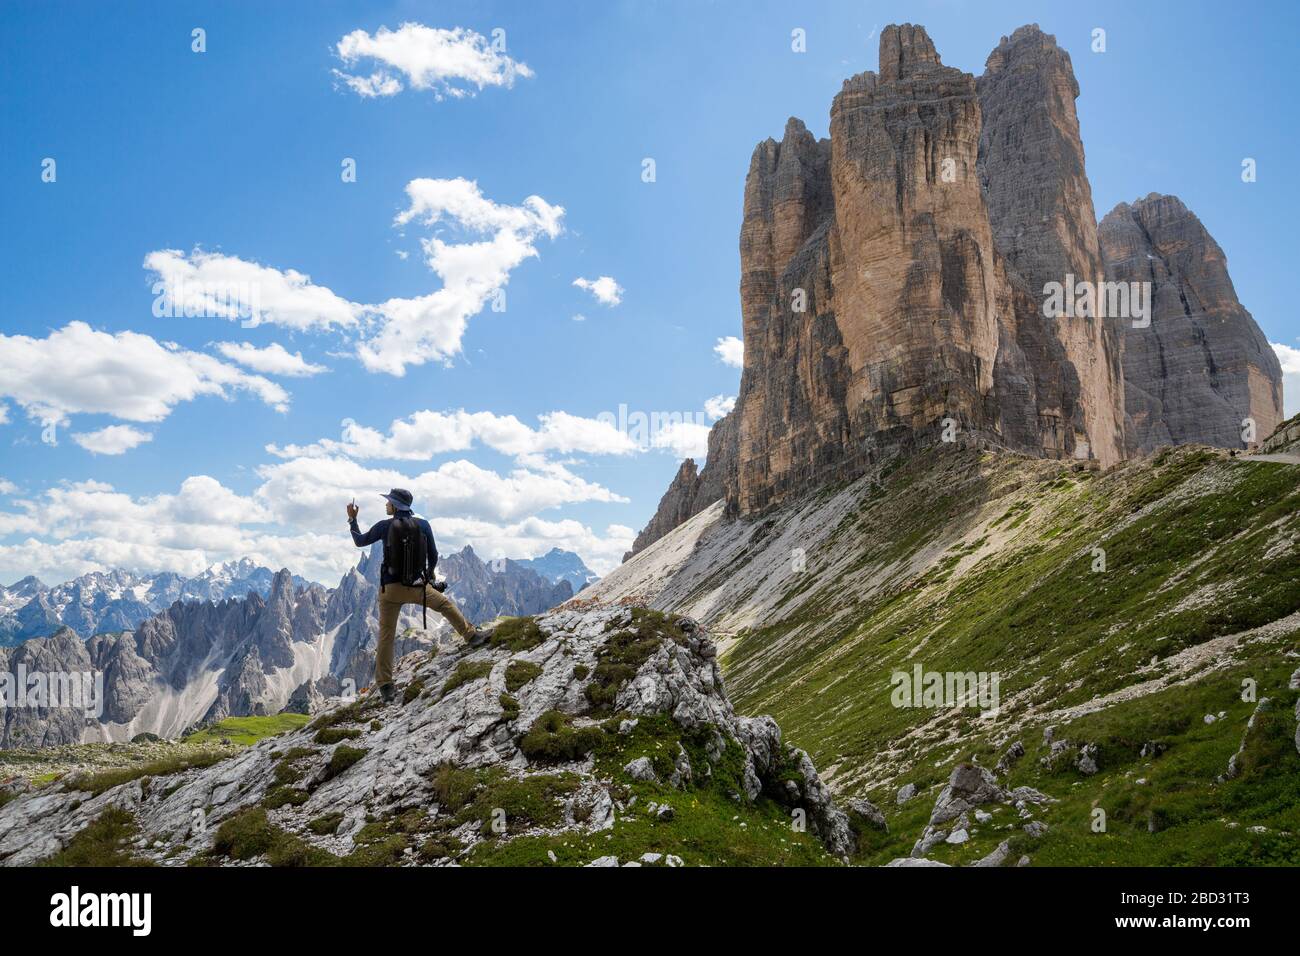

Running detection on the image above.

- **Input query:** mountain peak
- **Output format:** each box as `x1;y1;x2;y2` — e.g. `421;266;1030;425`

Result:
878;23;942;82
269;568;295;599
3;575;46;593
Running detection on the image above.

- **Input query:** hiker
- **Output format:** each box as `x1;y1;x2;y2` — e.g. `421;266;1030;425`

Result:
346;488;489;702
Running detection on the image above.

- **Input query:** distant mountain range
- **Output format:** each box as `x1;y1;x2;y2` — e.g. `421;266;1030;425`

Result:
0;546;593;747
0;550;597;649
0;559;310;647
512;547;600;593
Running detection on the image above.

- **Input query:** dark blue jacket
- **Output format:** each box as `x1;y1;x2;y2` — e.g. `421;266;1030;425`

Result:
349;511;438;587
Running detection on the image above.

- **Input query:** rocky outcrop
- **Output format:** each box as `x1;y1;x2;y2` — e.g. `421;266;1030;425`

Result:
634;21;1130;546
1100;194;1284;453
625;459;705;561
0;607;854;866
630;20;1284;553
736;32;1012;515
977;23;1126;466
1260;414;1300;455
908;762;1056;859
732;23;1131;517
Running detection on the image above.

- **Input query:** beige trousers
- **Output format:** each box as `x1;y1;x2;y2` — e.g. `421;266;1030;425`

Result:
375;583;471;686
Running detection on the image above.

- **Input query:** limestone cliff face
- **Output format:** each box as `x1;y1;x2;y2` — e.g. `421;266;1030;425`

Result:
977;24;1126;465
733;23;1088;516
629;20;1283;552
1100;194;1283;453
735;117;847;515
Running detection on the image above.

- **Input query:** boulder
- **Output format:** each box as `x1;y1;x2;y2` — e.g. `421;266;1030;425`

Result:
623;757;657;783
971;840;1012;868
847;798;888;833
929;763;1006;826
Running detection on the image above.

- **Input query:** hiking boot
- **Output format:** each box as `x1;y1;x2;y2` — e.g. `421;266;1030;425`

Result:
377;682;396;704
466;627;492;649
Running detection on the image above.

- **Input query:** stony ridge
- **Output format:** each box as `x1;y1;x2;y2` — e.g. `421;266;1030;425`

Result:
0;607;858;867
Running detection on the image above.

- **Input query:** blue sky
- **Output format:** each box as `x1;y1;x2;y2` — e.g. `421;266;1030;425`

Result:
2;0;1297;586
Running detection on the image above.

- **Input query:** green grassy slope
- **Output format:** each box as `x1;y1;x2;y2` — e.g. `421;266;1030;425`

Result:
0;714;310;791
716;446;1300;864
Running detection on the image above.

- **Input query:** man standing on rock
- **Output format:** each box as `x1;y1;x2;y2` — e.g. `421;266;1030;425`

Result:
347;488;489;702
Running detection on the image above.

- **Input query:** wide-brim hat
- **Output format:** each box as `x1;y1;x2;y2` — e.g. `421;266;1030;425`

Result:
381;488;414;509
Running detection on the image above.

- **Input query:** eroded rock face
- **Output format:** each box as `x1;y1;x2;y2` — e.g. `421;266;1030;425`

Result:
0;606;854;866
735;113;847;516
641;22;1122;538
977;23;1126;466
736;26;1065;516
1100;194;1284;453
629;19;1283;552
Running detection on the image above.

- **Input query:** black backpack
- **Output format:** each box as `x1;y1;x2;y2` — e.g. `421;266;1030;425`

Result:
383;516;429;588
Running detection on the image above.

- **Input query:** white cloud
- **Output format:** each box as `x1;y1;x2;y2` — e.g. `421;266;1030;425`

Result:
714;335;744;368
1272;342;1299;418
0;322;290;425
0;531;348;591
0;479;17;496
572;276;623;307
358;178;564;375
267;408;638;462
0;450;633;584
704;394;736;420
72;425;153;456
255;455;625;528
334;23;533;100
216;341;328;377
651;420;712;459
145;249;360;331
394;177;562;236
337;71;403;98
7;476;269;539
0;404;8;425
571;313;586;323
0;476;274;568
143;180;560;378
0;517;632;585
